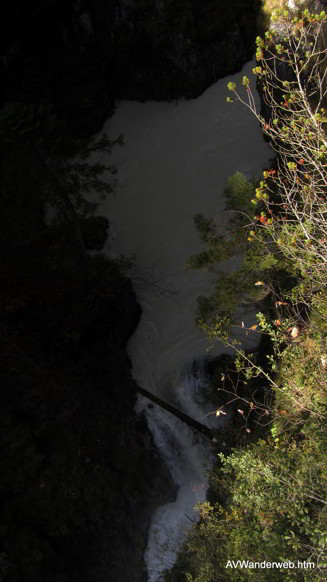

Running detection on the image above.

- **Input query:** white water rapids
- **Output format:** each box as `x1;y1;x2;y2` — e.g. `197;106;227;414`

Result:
96;61;272;580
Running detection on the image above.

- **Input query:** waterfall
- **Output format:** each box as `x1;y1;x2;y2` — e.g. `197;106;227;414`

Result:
96;60;272;580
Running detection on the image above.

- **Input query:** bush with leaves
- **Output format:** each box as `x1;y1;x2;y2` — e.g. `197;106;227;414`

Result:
187;172;287;328
170;7;327;582
227;7;327;310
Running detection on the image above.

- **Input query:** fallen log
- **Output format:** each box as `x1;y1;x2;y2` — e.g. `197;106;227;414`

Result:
136;385;215;441
71;344;216;441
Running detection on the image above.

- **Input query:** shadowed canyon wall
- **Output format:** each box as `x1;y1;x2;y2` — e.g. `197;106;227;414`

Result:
0;1;264;580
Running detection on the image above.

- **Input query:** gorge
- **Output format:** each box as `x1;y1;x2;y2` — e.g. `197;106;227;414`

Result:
0;2;280;581
97;60;272;580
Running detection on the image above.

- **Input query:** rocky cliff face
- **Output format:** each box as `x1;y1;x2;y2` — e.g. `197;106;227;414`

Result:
96;0;260;100
1;0;261;136
0;2;264;580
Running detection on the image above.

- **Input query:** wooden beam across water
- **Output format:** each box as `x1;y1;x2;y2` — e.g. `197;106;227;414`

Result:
72;344;216;441
136;386;215;441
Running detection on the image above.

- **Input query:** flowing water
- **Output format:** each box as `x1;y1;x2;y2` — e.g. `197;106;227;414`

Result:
96;60;272;580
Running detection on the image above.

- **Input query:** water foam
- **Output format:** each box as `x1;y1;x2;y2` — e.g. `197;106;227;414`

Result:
96;60;272;579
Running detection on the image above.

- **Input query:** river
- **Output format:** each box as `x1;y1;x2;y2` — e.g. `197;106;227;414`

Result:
96;60;271;581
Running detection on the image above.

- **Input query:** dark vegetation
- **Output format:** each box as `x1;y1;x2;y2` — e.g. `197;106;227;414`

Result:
0;102;175;581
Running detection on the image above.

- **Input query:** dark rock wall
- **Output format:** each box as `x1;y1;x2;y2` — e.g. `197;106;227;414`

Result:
0;1;264;580
103;0;260;101
1;0;261;136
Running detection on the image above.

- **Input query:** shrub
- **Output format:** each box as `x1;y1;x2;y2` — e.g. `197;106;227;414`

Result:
176;8;327;582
